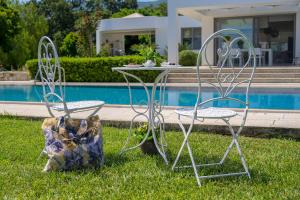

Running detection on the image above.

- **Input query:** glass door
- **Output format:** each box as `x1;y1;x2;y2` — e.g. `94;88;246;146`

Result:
255;15;295;65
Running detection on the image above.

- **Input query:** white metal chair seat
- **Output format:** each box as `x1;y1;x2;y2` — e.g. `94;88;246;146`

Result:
51;101;105;112
175;107;237;119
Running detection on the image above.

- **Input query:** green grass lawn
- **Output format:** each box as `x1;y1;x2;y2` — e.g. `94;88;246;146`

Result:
0;117;300;199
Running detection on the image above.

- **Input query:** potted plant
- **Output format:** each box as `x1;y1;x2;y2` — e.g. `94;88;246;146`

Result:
237;40;244;49
224;35;232;43
138;45;161;67
134;123;159;155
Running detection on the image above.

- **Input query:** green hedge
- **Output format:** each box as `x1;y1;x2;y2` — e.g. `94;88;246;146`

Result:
26;56;161;82
179;50;198;66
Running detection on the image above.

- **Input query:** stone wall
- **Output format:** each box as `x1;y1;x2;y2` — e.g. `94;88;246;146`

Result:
0;71;30;81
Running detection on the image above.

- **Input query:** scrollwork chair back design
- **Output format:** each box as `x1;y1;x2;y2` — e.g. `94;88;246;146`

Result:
37;36;104;118
198;29;255;103
38;36;67;116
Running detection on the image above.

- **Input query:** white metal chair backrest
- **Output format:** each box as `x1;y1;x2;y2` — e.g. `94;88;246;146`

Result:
230;48;240;57
254;48;262;56
38;36;66;115
195;29;256;112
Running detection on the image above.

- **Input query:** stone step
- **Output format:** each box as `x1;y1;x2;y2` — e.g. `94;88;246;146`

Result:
167;67;300;83
168;73;300;78
170;67;300;73
168;77;300;83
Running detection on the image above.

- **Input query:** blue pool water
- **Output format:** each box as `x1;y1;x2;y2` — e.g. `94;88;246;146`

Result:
0;85;300;110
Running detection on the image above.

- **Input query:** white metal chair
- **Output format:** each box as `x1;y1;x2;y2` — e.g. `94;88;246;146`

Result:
253;48;265;66
172;29;256;186
37;36;105;118
229;48;243;67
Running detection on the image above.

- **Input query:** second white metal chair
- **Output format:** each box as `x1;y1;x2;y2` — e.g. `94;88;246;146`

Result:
172;29;256;186
37;36;105;118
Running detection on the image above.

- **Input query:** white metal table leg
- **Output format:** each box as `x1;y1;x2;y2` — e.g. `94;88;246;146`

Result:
150;70;171;164
116;69;170;164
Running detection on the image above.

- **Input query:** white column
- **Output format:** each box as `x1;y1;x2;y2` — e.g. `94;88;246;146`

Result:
96;29;101;55
167;3;180;63
201;16;214;65
295;11;300;59
155;27;167;55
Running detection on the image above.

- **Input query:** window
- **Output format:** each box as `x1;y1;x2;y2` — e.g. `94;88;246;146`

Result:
215;15;295;65
181;28;201;50
215;18;254;41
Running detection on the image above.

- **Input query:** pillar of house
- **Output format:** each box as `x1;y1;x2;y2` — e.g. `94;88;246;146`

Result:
201;16;214;65
295;11;300;60
167;4;180;63
96;29;101;55
155;27;168;55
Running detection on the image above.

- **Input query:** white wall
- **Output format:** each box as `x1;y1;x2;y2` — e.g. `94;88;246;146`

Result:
155;27;168;55
201;16;214;65
97;15;200;56
96;29;101;54
167;2;180;63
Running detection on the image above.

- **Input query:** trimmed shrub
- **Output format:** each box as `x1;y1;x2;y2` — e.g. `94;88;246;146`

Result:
179;50;198;66
26;56;160;83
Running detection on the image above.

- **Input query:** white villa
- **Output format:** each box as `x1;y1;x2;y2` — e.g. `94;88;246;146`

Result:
96;13;201;56
97;0;300;66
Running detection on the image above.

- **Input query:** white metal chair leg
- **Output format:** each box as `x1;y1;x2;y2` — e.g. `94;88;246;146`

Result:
234;139;251;178
185;135;201;186
223;119;251;178
172;118;193;170
220;139;235;164
173;116;251;186
172;118;201;186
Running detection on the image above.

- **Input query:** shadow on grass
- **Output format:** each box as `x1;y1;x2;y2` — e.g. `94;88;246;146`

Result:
169;154;271;185
103;152;131;167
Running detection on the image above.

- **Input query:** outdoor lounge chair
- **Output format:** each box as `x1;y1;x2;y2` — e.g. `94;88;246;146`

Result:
172;29;256;186
37;36;104;118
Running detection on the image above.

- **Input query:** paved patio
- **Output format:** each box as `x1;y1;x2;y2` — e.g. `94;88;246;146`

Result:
1;81;300;139
1;102;299;139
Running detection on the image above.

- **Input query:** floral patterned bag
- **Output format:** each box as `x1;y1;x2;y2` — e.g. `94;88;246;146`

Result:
41;116;104;172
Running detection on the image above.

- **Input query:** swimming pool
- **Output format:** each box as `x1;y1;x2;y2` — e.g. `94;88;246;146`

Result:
0;85;300;110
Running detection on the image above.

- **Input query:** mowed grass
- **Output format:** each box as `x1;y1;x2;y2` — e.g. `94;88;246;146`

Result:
0;117;300;199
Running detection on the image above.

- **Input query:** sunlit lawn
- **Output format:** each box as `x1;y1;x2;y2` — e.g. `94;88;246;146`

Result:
0;116;300;199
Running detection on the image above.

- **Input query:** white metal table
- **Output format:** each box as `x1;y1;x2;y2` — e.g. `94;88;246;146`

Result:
241;48;273;66
112;66;184;164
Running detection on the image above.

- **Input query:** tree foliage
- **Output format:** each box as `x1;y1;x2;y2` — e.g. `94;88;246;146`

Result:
112;3;167;18
75;10;102;57
60;32;79;57
0;0;167;68
37;0;75;40
103;0;137;13
0;1;48;69
0;0;21;51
